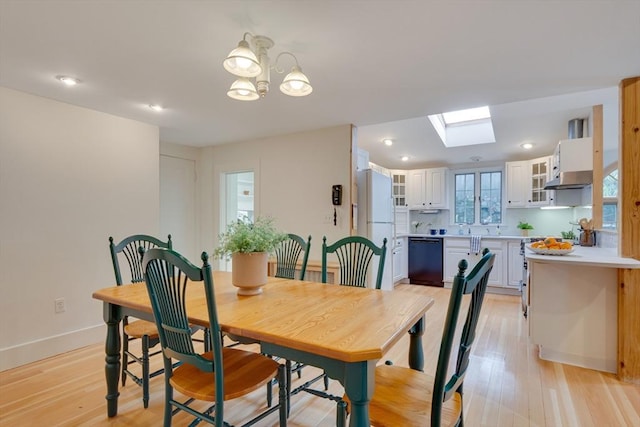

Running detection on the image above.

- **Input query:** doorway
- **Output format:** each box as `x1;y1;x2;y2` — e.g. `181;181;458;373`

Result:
219;171;254;270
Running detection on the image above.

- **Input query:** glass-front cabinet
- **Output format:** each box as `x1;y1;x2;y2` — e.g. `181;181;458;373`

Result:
391;170;408;207
529;156;552;207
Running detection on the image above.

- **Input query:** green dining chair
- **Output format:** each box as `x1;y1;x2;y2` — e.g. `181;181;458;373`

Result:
293;235;388;415
321;235;388;289
274;234;311;280
341;248;496;427
108;234;173;408
141;247;287;427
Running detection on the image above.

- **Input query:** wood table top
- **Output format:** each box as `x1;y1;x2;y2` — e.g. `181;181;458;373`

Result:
93;271;434;363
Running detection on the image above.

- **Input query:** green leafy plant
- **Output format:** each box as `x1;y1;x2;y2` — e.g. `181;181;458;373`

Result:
214;216;287;259
517;221;534;230
561;230;576;240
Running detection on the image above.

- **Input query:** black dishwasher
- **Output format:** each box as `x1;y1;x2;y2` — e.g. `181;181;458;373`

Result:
408;237;443;286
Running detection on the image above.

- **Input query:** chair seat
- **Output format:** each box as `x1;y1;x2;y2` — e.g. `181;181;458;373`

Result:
171;348;281;401
345;364;461;427
123;319;160;338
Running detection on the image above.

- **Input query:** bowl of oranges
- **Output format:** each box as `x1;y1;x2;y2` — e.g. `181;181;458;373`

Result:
527;237;574;255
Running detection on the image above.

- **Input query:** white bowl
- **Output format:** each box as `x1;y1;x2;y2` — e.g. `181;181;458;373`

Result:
527;244;575;256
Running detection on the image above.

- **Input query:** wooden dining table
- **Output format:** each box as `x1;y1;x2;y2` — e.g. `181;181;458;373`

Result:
92;271;435;427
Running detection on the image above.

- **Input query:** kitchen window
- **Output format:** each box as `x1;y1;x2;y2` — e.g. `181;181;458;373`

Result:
453;169;503;225
603;167;618;229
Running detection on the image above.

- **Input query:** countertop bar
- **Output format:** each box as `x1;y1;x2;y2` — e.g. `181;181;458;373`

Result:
525;246;640;269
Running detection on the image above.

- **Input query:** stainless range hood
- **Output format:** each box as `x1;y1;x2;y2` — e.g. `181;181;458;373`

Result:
544;170;593;190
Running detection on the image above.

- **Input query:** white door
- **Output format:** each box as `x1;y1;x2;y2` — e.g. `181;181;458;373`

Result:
160;155;197;261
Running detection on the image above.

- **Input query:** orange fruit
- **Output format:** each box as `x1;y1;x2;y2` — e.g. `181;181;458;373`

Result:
544;237;557;246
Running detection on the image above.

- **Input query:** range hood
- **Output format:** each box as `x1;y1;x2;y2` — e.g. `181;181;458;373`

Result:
544;118;593;190
544;170;593;190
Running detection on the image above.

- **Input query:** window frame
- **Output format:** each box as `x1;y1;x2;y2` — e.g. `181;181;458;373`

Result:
451;166;504;226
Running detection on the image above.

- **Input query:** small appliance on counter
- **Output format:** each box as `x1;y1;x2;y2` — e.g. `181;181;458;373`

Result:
577;217;595;246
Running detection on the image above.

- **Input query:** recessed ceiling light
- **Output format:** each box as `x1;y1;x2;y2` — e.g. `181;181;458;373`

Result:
56;75;80;86
382;138;393;146
521;142;533;150
401;156;409;162
148;104;164;112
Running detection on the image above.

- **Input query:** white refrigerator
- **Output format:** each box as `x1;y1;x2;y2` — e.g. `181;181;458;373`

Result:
357;169;394;290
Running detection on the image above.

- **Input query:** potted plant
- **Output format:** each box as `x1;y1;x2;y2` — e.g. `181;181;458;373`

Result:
214;216;287;295
517;221;534;236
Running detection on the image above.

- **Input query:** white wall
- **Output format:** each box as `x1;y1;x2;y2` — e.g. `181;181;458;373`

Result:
0;87;160;370
198;125;353;261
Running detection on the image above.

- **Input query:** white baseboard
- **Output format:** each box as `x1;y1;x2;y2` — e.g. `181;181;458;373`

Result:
0;324;106;372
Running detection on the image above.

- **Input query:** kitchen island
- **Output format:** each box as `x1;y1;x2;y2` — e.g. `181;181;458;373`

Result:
525;246;640;373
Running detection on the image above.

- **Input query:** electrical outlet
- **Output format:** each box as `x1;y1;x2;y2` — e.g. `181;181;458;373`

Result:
54;298;66;313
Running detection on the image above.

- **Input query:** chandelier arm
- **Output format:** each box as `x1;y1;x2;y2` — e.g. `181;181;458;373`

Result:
273;51;300;74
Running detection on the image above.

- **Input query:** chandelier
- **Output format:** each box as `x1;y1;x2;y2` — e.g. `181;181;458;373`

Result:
223;33;313;101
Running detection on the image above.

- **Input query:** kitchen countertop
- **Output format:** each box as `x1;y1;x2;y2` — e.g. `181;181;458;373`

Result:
402;233;523;240
525;245;640;269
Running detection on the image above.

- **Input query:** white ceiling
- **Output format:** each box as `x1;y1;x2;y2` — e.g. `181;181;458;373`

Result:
1;1;638;170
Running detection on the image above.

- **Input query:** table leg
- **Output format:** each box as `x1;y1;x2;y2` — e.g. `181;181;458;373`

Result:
103;302;122;417
408;315;425;371
342;361;375;427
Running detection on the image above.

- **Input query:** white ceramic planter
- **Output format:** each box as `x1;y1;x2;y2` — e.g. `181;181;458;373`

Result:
231;252;268;295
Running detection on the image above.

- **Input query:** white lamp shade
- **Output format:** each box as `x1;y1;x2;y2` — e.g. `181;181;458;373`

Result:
227;78;259;101
223;40;262;78
280;66;313;97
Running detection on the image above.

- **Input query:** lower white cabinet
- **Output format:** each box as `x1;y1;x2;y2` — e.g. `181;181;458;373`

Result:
507;241;523;289
392;237;408;284
444;238;513;288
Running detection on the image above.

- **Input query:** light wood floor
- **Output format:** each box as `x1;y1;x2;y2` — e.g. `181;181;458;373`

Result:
1;287;639;426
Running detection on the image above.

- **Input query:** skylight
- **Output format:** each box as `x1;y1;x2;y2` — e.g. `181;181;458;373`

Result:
428;105;496;148
441;106;491;125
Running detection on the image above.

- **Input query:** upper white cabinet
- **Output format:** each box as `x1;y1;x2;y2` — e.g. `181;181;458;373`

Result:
505;161;528;208
407;167;449;210
394;207;409;235
390;170;408;208
528;156;553;207
505;156;553;208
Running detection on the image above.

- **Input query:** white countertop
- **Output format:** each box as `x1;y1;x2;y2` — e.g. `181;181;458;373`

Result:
402;233;522;241
525;245;640;269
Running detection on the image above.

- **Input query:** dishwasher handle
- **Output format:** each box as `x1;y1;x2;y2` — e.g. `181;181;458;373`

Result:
409;237;441;243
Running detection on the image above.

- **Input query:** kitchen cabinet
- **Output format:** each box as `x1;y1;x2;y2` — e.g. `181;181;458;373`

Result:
394;207;409;235
505;156;553;208
505;161;528;207
443;238;506;288
407;167;448;209
529;156;553;207
507;241;523;289
390;170;408;208
392;236;408;284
